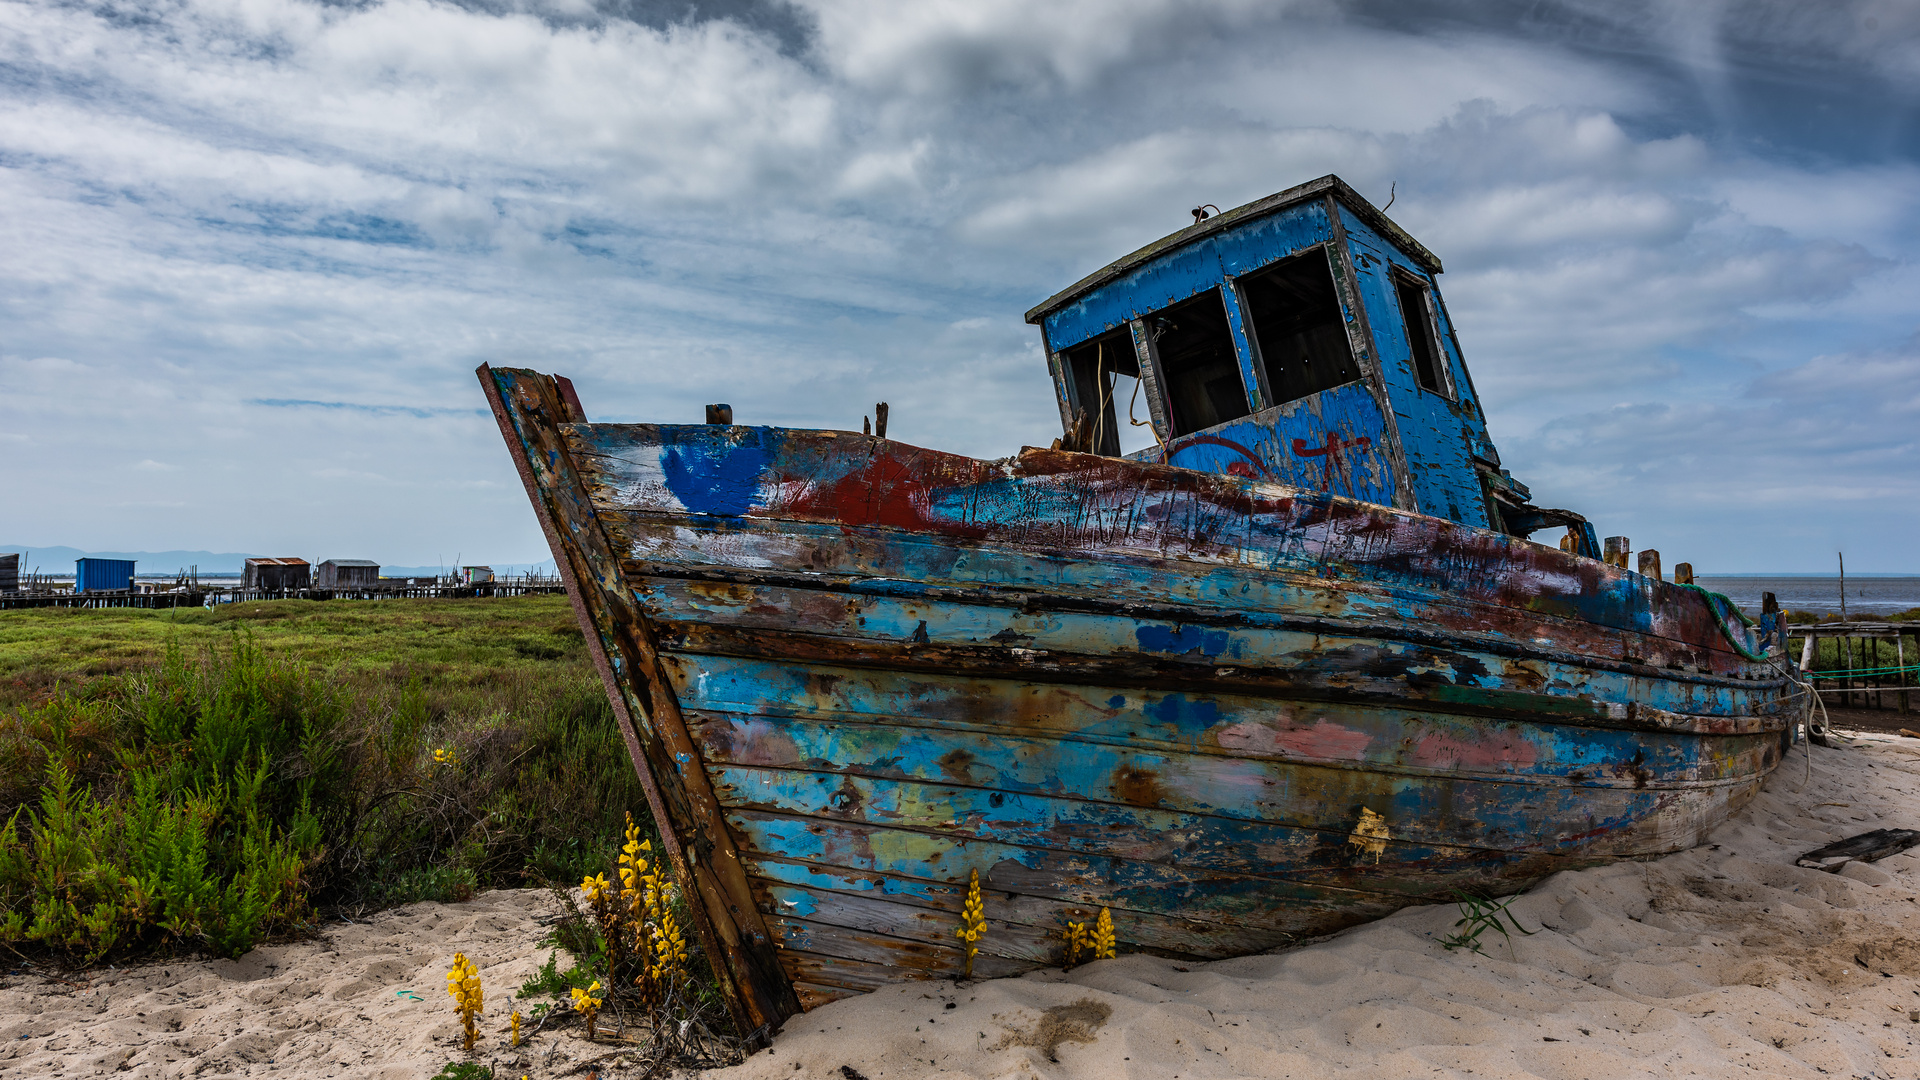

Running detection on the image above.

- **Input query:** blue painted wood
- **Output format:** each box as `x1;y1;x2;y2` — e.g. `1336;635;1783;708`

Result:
1028;175;1541;532
576;423;1773;675
643;579;1786;721
1134;382;1398;505
1334;202;1491;525
1043;200;1334;351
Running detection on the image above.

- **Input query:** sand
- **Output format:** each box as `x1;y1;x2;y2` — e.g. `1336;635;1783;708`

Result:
7;731;1920;1080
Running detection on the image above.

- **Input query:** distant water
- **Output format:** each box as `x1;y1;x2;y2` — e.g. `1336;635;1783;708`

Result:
1695;576;1920;617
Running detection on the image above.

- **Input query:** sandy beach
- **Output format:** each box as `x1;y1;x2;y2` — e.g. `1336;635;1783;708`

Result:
6;729;1920;1080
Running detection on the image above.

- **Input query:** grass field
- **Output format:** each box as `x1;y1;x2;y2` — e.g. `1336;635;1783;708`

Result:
0;594;590;707
0;596;650;960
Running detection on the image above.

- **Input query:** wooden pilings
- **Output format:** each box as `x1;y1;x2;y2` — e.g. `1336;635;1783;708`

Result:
1788;621;1916;714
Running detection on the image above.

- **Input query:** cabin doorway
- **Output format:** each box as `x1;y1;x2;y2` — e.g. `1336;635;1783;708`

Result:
1236;248;1358;408
1062;330;1159;457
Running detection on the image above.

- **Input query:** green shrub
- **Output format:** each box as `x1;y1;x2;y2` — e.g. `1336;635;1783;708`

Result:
0;635;322;959
0;608;649;962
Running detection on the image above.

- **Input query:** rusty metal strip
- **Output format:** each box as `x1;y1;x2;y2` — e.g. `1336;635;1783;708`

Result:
476;365;799;1037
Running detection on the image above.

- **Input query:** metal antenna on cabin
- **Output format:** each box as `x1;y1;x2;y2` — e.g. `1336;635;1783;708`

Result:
1190;204;1220;224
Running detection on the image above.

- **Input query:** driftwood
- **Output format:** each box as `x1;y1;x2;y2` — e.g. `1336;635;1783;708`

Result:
1795;829;1920;872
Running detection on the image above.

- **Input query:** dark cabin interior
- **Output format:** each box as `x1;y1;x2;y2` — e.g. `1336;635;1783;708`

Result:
1238;248;1357;408
1147;288;1249;438
1062;329;1139;457
1393;271;1448;396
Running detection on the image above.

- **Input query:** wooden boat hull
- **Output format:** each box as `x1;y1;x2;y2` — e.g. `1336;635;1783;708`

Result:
480;365;1800;1037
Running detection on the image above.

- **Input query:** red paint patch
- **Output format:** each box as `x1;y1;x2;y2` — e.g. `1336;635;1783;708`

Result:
1406;730;1538;771
1217;717;1373;761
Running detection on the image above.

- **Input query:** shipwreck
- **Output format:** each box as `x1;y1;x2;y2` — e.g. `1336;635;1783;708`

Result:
480;174;1804;1038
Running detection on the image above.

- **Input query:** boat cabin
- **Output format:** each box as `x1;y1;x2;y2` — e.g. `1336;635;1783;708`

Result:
1026;174;1594;552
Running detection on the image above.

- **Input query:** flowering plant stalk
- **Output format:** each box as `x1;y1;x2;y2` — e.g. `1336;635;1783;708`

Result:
446;952;483;1051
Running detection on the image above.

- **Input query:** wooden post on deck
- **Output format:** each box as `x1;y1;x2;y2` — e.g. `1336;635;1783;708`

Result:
1638;549;1662;581
1604;536;1630;569
1673;562;1694;585
705;404;733;425
875;402;889;440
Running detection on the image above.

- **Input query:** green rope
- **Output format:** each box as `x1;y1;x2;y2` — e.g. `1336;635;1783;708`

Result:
1671;582;1769;661
1804;664;1920;680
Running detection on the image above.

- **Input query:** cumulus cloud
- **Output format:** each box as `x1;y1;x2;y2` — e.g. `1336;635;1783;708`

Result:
1;0;1915;568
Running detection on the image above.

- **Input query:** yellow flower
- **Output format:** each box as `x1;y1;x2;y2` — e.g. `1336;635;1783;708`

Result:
1092;908;1116;961
956;870;986;978
580;873;610;903
432;747;458;766
445;952;483;1051
570;980;605;1039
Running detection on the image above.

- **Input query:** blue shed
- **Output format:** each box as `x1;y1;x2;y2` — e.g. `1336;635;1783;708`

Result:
1026;174;1588;548
75;557;136;593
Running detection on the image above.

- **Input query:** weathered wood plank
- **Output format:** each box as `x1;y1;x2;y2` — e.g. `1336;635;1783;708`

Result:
753;879;1286;962
567;423;1767;664
617;529;1770;683
667;655;1784;793
612;512;1763;680
727;807;1592;921
791;982;860;1010
768;915;1040;981
683;707;1774;837
480;367;800;1036
739;840;1394;936
639;577;1787;724
658;621;1787;732
778;950;974;994
711;760;1695;881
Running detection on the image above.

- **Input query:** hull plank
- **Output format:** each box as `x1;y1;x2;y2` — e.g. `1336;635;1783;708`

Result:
752;877;1289;960
680;692;1772;795
638;575;1789;723
725;807;1536;926
480;365;1800;1038
609;512;1739;677
569;424;1763;671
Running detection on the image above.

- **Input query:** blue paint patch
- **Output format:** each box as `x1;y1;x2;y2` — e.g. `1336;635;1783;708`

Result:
1137;624;1231;657
1143;693;1221;736
1107;694;1128;709
662;437;770;517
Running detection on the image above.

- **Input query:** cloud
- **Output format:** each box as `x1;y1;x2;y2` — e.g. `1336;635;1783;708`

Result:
1;0;1916;569
250;398;488;418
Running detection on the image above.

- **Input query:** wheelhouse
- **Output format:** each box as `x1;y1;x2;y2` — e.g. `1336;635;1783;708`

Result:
1026;174;1592;551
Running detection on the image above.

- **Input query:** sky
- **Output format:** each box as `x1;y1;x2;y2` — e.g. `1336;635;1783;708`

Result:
2;0;1917;572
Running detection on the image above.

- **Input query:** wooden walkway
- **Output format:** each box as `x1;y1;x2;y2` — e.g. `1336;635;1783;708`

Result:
1787;621;1917;713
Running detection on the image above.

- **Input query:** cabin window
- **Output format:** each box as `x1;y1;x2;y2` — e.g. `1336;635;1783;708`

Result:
1394;272;1449;396
1062;329;1157;457
1236;248;1358;407
1143;288;1251;438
